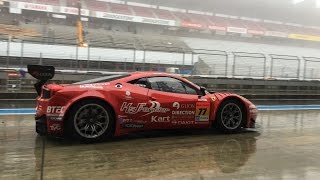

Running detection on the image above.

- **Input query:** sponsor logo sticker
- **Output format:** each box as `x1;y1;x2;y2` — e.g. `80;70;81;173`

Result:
49;124;62;131
195;102;210;121
151;116;170;123
47;106;65;114
120;101;170;115
172;102;195;110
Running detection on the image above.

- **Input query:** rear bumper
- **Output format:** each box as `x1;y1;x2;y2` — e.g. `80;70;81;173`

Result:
35;115;47;136
35;114;64;137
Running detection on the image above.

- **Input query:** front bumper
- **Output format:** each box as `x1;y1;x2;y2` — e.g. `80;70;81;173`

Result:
248;107;258;128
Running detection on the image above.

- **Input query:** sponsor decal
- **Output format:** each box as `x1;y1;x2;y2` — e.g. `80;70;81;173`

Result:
126;91;131;96
172;102;195;110
172;111;195;115
80;83;110;89
121;123;144;128
172;120;195;125
151;116;170;123
195;102;210;121
47;106;65;114
120;101;170;115
198;98;208;102
47;116;63;121
124;91;132;100
49;124;61;131
211;96;217;102
31;71;53;79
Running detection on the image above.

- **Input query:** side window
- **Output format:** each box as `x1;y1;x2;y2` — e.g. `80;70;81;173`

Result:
148;77;198;95
129;78;149;88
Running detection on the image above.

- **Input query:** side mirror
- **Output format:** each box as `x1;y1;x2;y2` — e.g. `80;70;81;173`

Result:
200;86;207;96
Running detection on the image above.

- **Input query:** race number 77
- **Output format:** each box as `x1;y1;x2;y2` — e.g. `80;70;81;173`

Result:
198;108;207;115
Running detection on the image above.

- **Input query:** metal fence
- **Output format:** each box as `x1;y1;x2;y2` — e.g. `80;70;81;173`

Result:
1;37;320;80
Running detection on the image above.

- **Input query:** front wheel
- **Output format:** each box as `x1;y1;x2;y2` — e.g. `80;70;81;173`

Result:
66;99;114;142
215;99;245;133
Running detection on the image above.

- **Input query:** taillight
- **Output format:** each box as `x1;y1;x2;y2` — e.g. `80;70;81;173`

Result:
41;88;51;99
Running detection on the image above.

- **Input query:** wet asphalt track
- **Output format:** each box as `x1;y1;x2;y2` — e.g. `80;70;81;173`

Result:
1;110;320;179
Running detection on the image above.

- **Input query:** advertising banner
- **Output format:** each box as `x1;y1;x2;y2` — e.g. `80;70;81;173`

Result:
16;2;53;12
96;11;177;26
208;25;226;31
248;29;264;35
288;34;320;42
265;31;287;38
227;26;247;34
60;7;89;16
181;21;203;29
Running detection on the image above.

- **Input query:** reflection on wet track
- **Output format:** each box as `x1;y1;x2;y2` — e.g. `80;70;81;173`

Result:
1;110;320;179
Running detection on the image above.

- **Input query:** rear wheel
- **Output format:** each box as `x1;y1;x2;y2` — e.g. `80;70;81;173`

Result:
215;99;245;133
66;99;114;142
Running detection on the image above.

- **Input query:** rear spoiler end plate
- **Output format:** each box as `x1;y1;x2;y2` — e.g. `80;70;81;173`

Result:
27;65;55;95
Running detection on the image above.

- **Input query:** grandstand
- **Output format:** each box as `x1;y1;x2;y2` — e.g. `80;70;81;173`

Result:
0;0;320;81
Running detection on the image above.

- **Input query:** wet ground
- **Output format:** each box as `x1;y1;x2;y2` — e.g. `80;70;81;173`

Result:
1;110;320;179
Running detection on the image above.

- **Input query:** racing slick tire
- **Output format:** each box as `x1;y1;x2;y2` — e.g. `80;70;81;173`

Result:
65;99;115;142
215;99;245;133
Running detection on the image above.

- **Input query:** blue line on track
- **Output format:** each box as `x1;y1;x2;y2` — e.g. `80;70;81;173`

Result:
0;105;320;115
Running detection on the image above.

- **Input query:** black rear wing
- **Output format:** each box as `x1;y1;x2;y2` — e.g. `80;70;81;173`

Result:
27;65;55;95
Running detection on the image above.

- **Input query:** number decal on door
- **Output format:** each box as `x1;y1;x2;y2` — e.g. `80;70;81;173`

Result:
195;102;210;121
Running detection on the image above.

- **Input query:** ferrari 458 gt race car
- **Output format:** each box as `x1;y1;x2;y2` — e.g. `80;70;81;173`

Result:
28;65;258;141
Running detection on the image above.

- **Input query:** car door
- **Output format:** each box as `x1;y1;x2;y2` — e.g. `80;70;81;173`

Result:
146;76;211;129
116;79;150;130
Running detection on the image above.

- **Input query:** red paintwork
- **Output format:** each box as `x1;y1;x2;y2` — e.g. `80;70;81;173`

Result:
35;72;258;137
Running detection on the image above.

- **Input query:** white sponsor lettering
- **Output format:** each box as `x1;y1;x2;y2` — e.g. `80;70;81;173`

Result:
16;2;53;12
172;111;195;115
50;124;61;131
195;115;209;121
120;101;170;114
227;26;247;34
122;124;144;128
47;106;65;114
96;11;176;26
172;102;195;109
151;116;170;123
80;83;109;89
172;121;195;125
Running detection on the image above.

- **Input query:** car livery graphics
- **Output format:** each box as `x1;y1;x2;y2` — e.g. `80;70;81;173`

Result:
28;65;258;141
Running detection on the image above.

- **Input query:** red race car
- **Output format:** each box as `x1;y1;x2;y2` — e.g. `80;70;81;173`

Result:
28;65;257;141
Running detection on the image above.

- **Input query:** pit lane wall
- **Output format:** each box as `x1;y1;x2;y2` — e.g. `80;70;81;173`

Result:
1;71;320;100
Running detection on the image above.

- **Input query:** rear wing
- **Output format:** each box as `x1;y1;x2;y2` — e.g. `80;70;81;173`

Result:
27;65;55;95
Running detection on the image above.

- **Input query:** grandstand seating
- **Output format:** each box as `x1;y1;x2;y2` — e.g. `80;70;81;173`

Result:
131;6;156;18
66;0;79;8
85;0;108;12
18;22;191;52
36;0;59;6
6;0;320;35
153;9;176;20
108;3;133;15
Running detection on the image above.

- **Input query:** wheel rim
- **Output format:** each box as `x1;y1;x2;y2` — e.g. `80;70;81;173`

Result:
74;104;109;139
221;103;242;130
